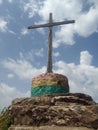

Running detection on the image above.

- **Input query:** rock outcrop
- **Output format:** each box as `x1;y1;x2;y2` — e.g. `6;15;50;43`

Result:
8;93;98;129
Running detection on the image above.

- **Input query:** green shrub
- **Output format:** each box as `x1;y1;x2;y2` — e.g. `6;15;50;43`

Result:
0;107;12;130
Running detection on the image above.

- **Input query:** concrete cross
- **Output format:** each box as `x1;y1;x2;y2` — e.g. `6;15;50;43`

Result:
28;13;75;73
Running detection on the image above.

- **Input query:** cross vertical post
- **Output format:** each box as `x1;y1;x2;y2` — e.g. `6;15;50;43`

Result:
47;13;53;73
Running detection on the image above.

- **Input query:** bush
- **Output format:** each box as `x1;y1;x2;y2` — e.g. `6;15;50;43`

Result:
0;107;12;130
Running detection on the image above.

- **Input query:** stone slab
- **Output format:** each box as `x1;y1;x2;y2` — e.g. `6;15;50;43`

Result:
8;126;94;130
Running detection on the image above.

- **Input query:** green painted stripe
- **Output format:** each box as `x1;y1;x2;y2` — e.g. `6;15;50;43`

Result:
31;85;69;97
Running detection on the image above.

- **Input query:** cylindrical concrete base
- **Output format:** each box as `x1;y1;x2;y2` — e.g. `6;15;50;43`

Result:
31;73;69;97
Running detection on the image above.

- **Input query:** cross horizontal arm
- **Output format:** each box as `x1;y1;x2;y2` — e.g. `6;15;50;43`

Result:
28;20;75;29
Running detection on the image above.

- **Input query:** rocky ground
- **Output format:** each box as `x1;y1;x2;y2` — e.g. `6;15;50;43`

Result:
8;93;98;130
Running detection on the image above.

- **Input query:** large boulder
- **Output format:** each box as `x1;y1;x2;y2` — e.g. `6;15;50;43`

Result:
8;93;98;129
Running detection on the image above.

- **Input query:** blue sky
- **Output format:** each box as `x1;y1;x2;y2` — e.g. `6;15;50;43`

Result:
0;0;98;110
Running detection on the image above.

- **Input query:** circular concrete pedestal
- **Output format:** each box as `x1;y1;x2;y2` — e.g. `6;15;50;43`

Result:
31;73;69;97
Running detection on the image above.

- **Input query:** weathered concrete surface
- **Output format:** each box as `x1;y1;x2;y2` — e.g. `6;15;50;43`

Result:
8;93;98;129
9;126;94;130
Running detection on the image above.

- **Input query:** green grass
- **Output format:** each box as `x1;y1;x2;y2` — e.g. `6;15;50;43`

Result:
0;107;12;130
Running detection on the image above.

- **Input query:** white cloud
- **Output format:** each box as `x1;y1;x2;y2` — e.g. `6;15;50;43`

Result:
37;0;82;47
8;0;13;3
75;6;98;37
36;28;45;35
7;73;14;79
8;30;16;35
24;0;98;47
3;57;46;80
21;28;29;35
54;50;98;102
39;0;83;21
23;0;40;18
0;0;2;4
24;51;34;62
19;49;44;62
53;52;60;57
53;25;75;48
80;50;93;65
0;18;8;32
35;48;44;57
0;83;30;110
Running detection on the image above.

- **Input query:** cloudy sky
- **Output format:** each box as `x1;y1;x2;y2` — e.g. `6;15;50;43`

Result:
0;0;98;110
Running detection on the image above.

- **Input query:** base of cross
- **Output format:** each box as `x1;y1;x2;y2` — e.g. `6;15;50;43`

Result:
31;72;69;97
